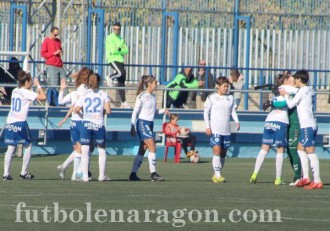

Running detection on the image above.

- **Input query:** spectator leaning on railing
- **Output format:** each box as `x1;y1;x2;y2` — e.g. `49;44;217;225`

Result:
195;59;215;109
165;67;202;108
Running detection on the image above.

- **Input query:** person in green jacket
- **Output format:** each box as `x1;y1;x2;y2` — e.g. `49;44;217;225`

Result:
105;22;130;108
165;67;201;108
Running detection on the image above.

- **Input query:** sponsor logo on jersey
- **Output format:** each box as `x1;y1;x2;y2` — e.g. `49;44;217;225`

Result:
6;124;22;132
265;122;281;130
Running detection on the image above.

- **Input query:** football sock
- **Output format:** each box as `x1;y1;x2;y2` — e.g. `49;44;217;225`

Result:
220;157;225;171
131;154;144;173
88;151;92;171
80;145;90;180
212;155;221;177
287;147;301;180
98;147;106;178
297;150;309;179
275;153;284;180
21;144;32;176
4;145;15;176
253;149;268;174
73;152;81;176
62;151;75;170
307;153;321;183
147;152;156;173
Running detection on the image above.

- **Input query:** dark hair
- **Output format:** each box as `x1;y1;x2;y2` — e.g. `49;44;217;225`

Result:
17;70;32;87
293;70;309;84
75;67;93;87
215;76;230;86
9;57;20;69
136;75;156;95
88;73;101;90
113;22;121;28
50;26;59;33
275;73;290;86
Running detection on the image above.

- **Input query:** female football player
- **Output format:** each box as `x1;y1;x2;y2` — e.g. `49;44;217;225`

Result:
57;67;92;180
3;70;46;180
203;76;240;183
280;70;322;189
75;73;111;182
250;74;294;185
129;75;169;181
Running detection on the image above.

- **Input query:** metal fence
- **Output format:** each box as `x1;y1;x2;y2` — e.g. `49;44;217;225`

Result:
1;0;330;88
4;1;328;29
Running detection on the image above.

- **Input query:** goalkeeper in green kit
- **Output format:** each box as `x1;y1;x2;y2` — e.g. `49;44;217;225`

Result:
287;93;302;186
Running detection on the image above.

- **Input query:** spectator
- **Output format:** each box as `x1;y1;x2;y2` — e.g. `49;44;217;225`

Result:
165;114;198;158
0;57;21;103
41;26;66;105
165;67;201;108
228;68;244;107
105;22;130;108
196;59;215;109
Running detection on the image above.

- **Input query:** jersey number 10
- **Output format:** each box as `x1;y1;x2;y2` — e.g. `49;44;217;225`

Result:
11;98;22;112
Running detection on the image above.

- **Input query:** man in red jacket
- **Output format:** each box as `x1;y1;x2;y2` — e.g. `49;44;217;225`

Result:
41;26;66;88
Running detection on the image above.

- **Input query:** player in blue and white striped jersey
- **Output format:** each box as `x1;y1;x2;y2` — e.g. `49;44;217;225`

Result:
129;75;169;181
204;76;240;183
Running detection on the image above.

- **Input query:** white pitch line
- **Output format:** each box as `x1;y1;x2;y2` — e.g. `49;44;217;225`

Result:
281;217;330;222
12;194;90;197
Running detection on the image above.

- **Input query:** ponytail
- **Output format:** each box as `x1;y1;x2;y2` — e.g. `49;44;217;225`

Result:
18;70;32;87
136;75;156;95
75;67;93;87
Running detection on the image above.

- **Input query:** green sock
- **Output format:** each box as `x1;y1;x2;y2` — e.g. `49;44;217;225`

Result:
287;147;301;180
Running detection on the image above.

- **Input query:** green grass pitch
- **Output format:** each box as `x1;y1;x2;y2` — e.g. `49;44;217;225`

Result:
0;155;329;231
